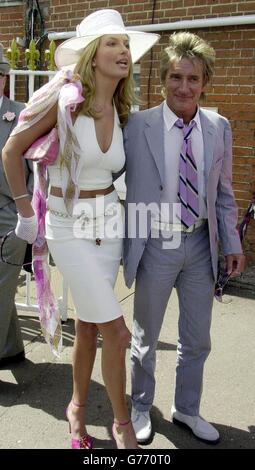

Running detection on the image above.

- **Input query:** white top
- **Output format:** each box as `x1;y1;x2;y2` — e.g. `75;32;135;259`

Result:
48;106;125;190
158;101;207;223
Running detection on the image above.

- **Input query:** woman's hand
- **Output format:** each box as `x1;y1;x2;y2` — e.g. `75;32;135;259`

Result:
15;213;38;244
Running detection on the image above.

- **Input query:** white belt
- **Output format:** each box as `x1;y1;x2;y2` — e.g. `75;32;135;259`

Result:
151;219;206;233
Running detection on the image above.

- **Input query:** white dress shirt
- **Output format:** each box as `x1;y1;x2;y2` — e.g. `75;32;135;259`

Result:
0;96;3;110
158;101;207;223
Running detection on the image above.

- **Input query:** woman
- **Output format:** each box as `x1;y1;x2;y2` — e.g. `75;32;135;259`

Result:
2;10;159;449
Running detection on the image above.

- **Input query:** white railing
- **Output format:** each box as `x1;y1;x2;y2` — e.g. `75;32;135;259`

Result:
9;69;56;100
10;68;68;321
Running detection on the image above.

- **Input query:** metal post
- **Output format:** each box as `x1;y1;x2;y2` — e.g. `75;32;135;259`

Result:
16;272;39;312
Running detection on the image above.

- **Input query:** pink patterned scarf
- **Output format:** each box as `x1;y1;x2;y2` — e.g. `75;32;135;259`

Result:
11;70;85;356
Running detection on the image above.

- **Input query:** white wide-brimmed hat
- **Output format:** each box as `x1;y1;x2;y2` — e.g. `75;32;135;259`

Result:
0;43;10;74
55;9;160;70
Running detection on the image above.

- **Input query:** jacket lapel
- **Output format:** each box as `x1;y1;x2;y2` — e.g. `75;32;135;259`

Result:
144;103;165;184
200;109;217;187
143;106;217;190
0;96;14;149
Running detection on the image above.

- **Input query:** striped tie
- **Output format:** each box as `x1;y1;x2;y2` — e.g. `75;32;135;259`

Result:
175;119;199;228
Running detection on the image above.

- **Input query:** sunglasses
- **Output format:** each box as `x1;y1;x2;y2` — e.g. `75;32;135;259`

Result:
0;230;33;269
214;271;232;303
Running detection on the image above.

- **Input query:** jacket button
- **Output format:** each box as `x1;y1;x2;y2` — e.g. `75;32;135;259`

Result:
159;185;163;191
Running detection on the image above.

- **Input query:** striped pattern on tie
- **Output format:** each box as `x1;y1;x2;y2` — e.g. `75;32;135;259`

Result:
175;119;199;228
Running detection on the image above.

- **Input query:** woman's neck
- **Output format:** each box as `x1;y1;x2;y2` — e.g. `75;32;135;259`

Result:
93;75;118;112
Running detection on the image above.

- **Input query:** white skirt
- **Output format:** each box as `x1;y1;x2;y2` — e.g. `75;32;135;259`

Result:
45;190;124;323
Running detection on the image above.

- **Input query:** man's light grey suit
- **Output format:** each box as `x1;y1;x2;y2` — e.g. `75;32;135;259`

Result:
123;103;242;415
0;96;33;360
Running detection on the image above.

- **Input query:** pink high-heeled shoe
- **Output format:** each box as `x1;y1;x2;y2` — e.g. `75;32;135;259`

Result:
112;419;139;449
66;400;93;449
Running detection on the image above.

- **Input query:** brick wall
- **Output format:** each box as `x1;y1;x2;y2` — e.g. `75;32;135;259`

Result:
0;2;24;43
0;0;255;263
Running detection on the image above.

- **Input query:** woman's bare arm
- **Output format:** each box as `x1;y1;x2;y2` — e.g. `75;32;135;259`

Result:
2;103;58;217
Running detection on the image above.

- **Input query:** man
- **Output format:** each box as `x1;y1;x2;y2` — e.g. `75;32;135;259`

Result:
0;44;32;367
123;32;245;444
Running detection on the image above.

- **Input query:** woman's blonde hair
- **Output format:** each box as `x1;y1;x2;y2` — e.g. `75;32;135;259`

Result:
160;32;216;97
74;37;137;127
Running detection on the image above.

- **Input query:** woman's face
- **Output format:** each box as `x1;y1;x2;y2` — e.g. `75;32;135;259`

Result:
92;34;131;80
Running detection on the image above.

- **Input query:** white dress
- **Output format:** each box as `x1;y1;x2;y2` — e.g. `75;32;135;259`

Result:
45;108;125;323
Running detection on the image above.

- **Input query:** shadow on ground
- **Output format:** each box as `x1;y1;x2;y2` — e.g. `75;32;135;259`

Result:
17;314;178;352
149;407;255;449
1;353;254;449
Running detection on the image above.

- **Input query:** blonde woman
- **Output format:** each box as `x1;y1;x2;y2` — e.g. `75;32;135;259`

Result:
2;10;159;449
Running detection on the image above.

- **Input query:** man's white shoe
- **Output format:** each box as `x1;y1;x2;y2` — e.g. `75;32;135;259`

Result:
131;408;152;443
171;405;220;444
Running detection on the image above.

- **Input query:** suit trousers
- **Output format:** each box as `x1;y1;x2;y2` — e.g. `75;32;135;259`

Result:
0;203;26;359
131;222;215;416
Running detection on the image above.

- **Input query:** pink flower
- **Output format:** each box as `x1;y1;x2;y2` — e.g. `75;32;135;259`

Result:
2;111;16;122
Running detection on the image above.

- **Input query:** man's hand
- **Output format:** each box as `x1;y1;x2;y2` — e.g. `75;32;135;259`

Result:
225;254;246;277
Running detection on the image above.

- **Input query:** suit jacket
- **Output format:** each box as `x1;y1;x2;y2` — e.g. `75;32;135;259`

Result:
0;96;33;211
123;103;242;288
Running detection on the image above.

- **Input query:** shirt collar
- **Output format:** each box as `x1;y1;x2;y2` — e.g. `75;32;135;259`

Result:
0;96;3;110
163;101;202;132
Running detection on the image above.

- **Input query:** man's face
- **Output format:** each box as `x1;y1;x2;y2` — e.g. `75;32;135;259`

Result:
0;72;7;98
164;57;206;123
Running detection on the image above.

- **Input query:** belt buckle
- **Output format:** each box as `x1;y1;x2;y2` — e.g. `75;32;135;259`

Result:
181;223;195;233
187;224;195;233
184;220;204;233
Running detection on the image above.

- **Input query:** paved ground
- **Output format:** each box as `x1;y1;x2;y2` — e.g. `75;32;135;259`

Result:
0;267;255;450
